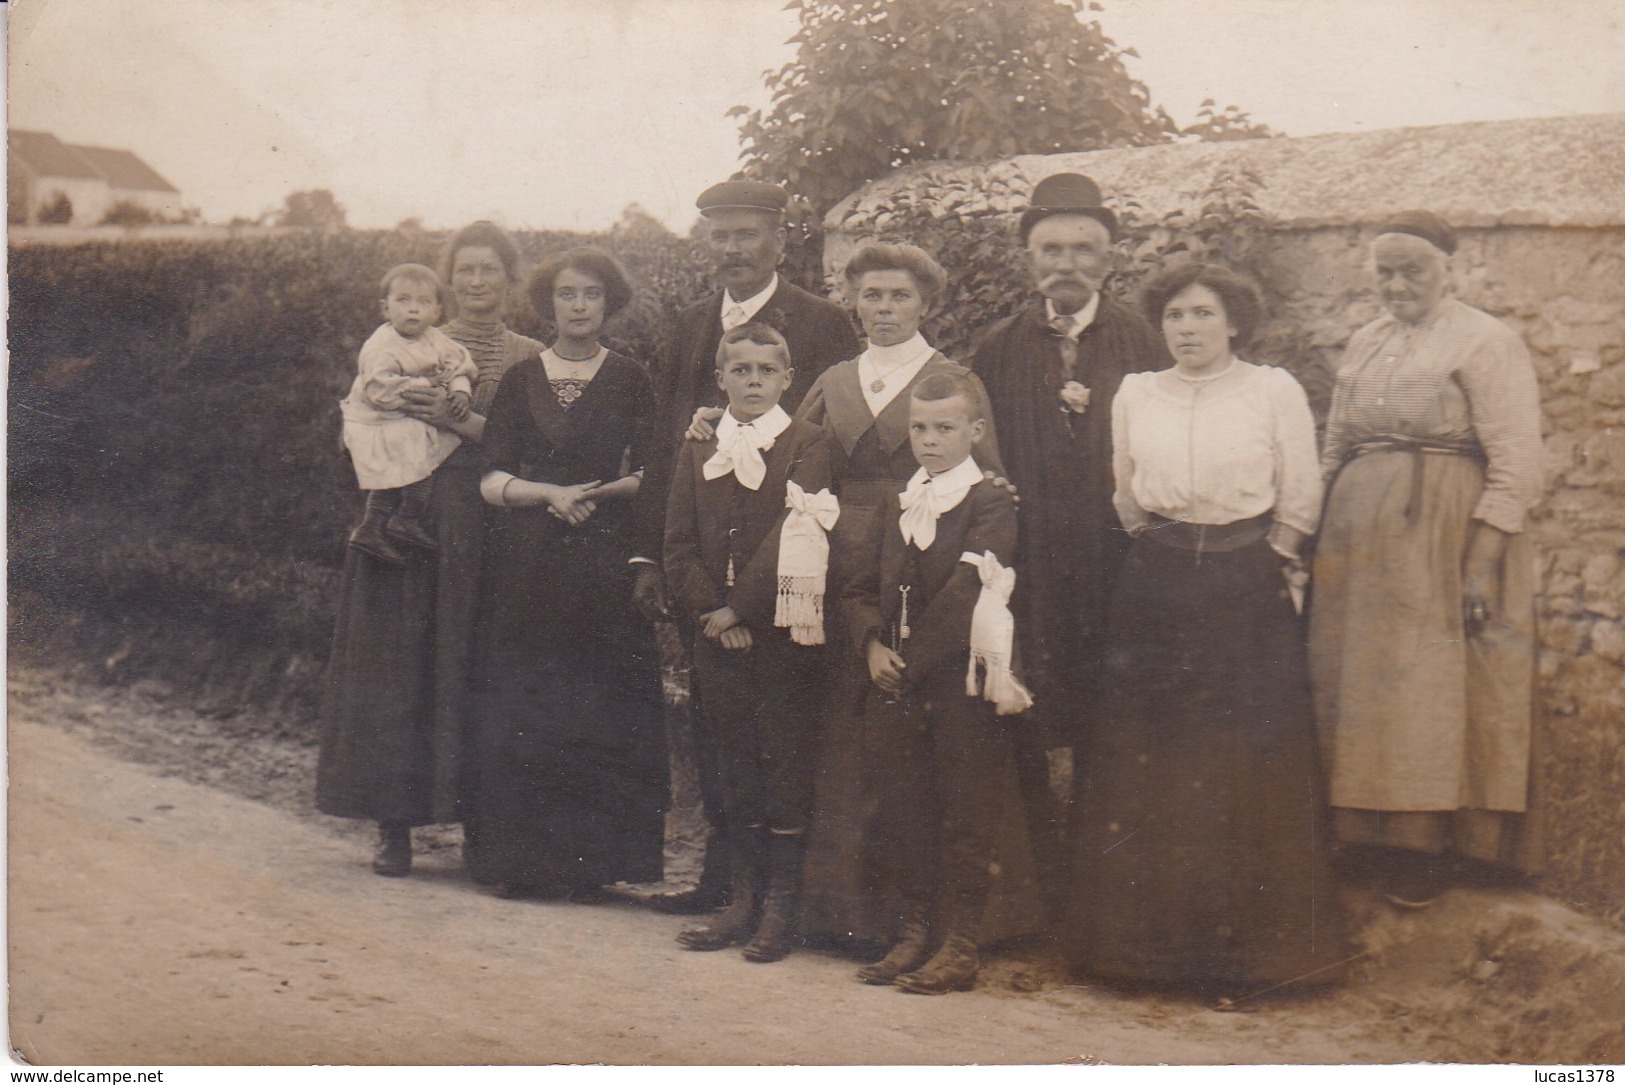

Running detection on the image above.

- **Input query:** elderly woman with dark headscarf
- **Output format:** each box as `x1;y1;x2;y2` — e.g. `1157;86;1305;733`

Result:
1311;211;1544;906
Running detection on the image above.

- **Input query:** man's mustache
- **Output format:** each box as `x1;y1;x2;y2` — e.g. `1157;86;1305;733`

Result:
1039;272;1103;291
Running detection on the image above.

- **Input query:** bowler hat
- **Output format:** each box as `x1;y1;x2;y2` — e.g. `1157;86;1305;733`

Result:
696;181;789;217
1018;173;1119;243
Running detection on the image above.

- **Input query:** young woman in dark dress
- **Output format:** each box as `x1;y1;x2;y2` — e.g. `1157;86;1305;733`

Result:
469;247;667;898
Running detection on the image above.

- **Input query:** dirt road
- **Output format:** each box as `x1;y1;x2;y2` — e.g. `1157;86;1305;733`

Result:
8;672;1622;1065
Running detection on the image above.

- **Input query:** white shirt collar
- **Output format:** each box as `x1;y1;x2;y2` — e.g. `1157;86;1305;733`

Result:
723;273;781;324
1046;292;1100;338
715;402;791;445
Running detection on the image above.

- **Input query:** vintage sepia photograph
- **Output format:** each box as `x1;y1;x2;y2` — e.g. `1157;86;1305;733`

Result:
7;0;1625;1071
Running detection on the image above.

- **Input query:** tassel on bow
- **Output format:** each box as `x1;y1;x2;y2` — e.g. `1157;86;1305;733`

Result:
775;481;840;645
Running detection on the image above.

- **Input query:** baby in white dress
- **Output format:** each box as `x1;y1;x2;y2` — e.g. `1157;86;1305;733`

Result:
339;263;476;564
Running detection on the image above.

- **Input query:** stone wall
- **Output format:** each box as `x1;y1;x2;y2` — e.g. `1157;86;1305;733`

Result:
825;115;1625;920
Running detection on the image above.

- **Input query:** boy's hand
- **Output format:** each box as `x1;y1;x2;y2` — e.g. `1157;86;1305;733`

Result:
447;389;472;421
686;406;725;442
866;637;907;694
701;605;742;640
718;626;753;651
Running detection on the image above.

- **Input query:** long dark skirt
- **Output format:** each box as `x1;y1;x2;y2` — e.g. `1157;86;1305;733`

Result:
315;461;487;825
1066;535;1346;993
467;512;668;889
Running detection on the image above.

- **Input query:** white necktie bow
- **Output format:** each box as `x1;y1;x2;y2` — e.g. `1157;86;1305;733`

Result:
722;304;749;331
897;475;941;550
703;421;773;490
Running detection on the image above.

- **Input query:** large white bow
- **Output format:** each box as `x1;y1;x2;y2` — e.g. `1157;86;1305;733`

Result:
775;482;840;645
961;550;1034;716
703;420;774;490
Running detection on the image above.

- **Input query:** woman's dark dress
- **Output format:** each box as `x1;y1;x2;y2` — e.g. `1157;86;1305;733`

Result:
1067;536;1346;992
467;351;668;888
316;324;540;826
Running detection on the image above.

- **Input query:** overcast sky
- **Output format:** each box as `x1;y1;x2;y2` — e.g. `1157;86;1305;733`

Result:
8;0;1624;231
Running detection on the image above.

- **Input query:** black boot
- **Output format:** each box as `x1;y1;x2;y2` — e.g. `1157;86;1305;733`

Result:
677;829;763;951
372;820;412;877
743;830;804;963
648;822;733;914
387;478;439;554
856;899;932;984
894;931;980;995
349;492;406;565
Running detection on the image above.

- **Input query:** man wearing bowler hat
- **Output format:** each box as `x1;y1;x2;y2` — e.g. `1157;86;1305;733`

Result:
634;179;857;914
969;173;1163;913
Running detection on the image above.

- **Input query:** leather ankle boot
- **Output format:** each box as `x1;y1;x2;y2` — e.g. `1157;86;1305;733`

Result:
372;820;412;877
894;932;980;995
856;901;932;984
386;513;440;554
677;830;763;950
743;831;804;963
349;510;406;565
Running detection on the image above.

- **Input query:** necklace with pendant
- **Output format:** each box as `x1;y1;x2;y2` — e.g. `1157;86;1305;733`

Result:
866;344;927;393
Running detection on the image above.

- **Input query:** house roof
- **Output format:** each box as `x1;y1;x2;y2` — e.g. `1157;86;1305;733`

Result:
8;129;102;181
68;144;180;194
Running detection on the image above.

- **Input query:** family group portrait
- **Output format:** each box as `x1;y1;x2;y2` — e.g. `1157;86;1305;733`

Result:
7;0;1625;1073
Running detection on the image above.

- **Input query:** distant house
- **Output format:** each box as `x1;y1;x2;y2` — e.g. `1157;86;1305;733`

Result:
8;129;182;225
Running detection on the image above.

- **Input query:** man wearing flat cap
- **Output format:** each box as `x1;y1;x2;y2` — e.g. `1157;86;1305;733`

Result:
969;173;1164;911
634;179;858;913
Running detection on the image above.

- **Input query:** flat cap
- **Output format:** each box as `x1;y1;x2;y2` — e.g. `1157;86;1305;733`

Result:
1375;210;1458;256
1019;172;1119;243
696;180;789;216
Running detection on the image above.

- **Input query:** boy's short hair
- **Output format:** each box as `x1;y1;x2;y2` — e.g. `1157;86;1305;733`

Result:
379;263;445;305
910;370;984;421
715;321;792;369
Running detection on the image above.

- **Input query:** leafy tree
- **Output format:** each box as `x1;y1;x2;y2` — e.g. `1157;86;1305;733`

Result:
38;192;74;225
1177;99;1274;143
100;199;158;227
612;203;673;237
276;189;348;230
733;0;1175;215
733;0;1272;216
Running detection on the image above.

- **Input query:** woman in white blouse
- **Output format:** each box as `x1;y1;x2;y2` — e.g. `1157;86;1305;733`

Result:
1065;262;1346;1009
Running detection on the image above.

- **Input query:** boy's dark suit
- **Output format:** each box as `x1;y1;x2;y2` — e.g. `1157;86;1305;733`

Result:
664;416;834;832
842;474;1039;942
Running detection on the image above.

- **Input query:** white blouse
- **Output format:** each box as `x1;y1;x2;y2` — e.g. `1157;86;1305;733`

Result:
1111;361;1322;546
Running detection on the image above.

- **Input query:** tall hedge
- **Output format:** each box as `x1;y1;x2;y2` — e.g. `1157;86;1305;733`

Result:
7;227;719;710
9;228;715;560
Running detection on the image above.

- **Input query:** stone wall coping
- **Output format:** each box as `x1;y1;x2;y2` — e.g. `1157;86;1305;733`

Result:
826;113;1625;233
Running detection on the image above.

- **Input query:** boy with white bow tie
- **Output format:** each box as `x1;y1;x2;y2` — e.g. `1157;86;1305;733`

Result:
842;369;1036;995
663;322;837;963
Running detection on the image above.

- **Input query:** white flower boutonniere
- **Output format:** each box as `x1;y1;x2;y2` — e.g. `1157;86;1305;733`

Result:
1059;381;1092;414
